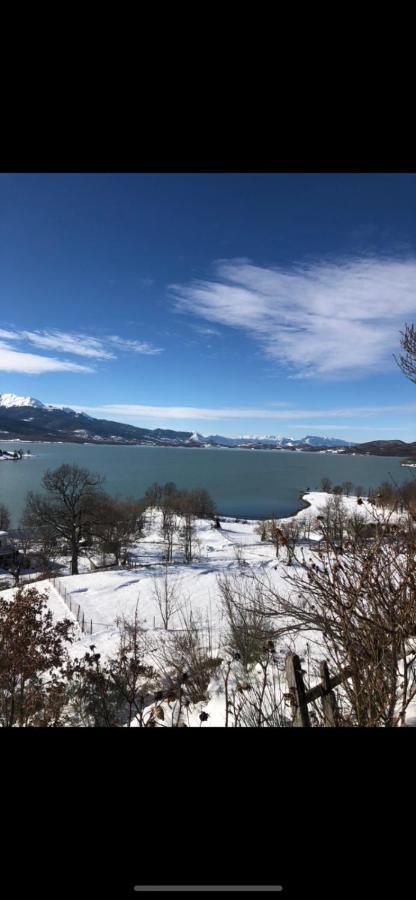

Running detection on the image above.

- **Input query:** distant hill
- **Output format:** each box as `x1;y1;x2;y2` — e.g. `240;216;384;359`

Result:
1;394;408;454
340;440;416;458
0;395;193;445
188;432;351;448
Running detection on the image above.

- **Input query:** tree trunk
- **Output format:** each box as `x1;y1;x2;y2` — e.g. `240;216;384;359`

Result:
71;548;79;575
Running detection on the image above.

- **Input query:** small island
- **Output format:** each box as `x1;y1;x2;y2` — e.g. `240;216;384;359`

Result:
0;448;30;460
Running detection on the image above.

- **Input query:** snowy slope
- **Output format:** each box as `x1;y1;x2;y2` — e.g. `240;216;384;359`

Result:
0;393;45;409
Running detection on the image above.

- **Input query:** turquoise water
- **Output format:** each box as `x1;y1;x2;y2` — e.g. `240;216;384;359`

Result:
0;441;414;526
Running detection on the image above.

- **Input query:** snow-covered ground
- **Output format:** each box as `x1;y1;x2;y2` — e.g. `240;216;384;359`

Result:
29;492;362;650
1;492;414;726
0;493;379;645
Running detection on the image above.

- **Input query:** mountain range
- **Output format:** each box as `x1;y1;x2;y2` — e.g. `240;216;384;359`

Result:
0;394;414;456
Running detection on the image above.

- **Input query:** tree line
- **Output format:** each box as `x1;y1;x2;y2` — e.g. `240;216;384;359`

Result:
0;466;218;580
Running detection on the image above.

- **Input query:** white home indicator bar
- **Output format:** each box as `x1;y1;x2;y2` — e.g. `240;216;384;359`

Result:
134;888;283;893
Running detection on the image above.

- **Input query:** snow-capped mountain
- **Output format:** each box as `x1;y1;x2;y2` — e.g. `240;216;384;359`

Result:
300;435;350;447
188;432;206;443
0;393;46;409
0;395;89;416
0;394;352;448
189;433;350;448
46;403;77;414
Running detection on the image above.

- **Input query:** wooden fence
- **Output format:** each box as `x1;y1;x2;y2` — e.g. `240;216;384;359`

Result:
51;577;90;634
285;647;412;726
285;652;352;726
50;577;113;636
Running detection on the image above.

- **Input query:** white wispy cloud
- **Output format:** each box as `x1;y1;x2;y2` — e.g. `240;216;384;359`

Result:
0;329;163;374
0;343;93;375
0;329;19;340
170;257;416;378
107;336;163;355
21;331;116;359
283;424;401;432
70;402;416;421
190;324;223;337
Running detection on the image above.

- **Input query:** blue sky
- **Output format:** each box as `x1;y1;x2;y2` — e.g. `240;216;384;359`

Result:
2;172;416;440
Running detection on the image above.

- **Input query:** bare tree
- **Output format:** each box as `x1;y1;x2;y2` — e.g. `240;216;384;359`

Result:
228;510;416;726
160;504;177;563
35;528;60;577
175;487;216;563
92;495;144;566
395;322;416;384
315;495;348;552
152;604;219;722
231;648;288;728
320;477;332;493
278;519;301;565
0;502;10;531
8;528;34;585
67;606;157;728
218;571;276;668
217;573;290;726
144;481;163;509
143;481;163;528
255;516;288;558
110;606;158;726
345;510;372;548
148;482;216;564
255;519;268;542
299;512;313;540
186;487;217;519
152;562;181;629
23;464;104;575
179;499;196;564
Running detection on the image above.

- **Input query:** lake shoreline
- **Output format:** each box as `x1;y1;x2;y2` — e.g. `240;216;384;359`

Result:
1;440;413;528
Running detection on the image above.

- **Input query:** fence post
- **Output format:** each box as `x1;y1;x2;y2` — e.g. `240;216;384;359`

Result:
90;619;93;635
77;605;80;622
82;613;85;632
319;660;339;726
285;653;311;727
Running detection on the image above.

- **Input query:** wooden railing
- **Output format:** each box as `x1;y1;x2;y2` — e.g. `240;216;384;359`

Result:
285;653;352;727
285;650;412;726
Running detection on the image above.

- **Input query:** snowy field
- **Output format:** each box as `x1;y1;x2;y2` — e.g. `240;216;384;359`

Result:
5;492;360;649
2;492;415;726
53;491;396;648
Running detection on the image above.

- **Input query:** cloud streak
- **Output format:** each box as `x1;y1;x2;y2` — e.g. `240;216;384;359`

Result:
170;257;416;378
0;343;93;375
0;329;163;374
107;336;163;355
21;331;116;359
71;402;416;421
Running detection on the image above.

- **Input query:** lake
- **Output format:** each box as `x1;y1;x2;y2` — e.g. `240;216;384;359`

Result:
0;441;415;526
